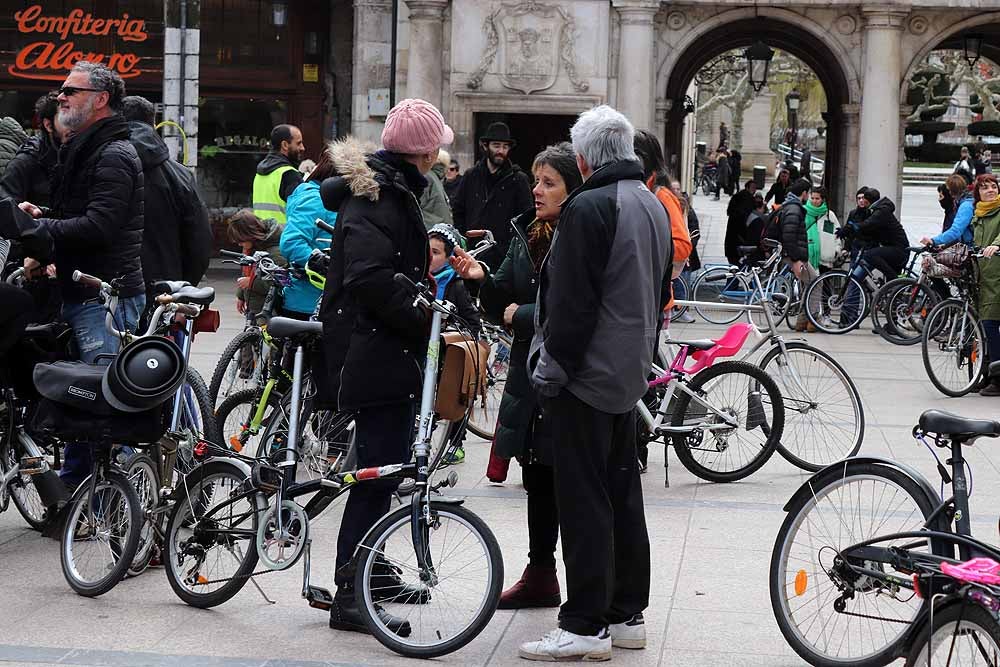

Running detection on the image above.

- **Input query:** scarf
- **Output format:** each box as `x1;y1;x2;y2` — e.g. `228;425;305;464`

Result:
432;264;456;300
975;198;1000;219
526;217;555;271
804;201;828;230
803;201;827;268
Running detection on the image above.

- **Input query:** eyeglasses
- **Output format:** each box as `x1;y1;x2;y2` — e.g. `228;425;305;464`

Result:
447;167;458;172
58;86;103;97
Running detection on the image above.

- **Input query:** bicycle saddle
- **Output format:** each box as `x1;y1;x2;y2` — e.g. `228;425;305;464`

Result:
667;339;716;351
150;280;191;295
918;409;1000;439
171;285;215;305
267;317;323;339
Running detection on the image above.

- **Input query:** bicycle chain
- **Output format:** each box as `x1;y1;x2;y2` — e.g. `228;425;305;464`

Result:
192;567;278;587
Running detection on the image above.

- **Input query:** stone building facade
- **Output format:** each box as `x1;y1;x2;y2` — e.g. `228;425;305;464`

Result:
349;0;1000;217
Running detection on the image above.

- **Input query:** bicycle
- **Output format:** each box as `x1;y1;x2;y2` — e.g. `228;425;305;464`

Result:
464;320;511;440
871;247;951;346
660;266;864;479
921;250;988;397
690;240;795;327
164;274;503;658
770;409;1000;667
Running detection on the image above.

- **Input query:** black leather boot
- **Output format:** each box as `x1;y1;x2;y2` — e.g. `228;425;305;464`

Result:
329;587;412;637
371;556;431;604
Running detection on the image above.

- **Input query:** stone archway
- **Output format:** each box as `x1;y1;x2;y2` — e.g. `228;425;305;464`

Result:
900;12;1000;98
660;12;858;214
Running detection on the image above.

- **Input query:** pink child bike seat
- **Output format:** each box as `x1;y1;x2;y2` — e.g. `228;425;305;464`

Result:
941;558;1000;585
671;322;755;375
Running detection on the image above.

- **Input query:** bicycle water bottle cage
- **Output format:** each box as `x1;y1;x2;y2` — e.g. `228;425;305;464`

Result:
685;323;754;374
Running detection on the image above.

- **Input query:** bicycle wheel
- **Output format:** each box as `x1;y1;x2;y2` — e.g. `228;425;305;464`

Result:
212;388;281;455
692;268;750;325
124;453;160;577
164;460;264;608
921;300;986;397
770;461;943;667
255;388;355;480
670;360;784;482
209;328;265;405
165;368;217;475
882;279;939;346
905;602;1000;666
354;501;503;658
466;332;511;440
60;468;142;597
805;270;869;334
0;395;48;530
758;342;864;471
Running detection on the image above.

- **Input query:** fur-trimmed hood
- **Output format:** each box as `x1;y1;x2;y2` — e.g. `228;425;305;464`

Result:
320;137;380;211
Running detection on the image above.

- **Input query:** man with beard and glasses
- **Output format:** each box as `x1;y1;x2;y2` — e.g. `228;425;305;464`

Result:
252;124;305;224
451;121;532;270
17;60;145;488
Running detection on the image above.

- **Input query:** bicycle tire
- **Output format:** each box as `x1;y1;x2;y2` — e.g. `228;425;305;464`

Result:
60;468;142;597
881;278;939;346
0;395;48;530
355;501;503;658
124;453;160;577
670;360;783;482
804;270;869;334
921;299;986;397
164;460;264;608
758;342;864;471
208;328;265;405
466;331;511;440
692;268;749;325
770;461;946;667
905;601;1000;666
255;387;355;479
212;388;281;454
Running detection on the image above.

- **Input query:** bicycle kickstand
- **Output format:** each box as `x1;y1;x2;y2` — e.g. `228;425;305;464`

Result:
248;573;276;605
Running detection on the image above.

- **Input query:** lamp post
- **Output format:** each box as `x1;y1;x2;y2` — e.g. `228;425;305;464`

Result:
964;34;984;69
271;1;288;27
745;40;775;92
786;89;801;163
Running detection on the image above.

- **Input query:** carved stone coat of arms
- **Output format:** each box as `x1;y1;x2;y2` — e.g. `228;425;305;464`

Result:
467;0;589;94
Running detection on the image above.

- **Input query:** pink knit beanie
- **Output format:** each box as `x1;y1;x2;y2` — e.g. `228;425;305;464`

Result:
381;98;454;155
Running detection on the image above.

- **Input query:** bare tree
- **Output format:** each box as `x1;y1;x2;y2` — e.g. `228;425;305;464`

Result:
906;51;1000;122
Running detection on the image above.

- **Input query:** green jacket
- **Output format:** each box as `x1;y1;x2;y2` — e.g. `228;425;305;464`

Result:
418;162;453;229
972;207;1000;320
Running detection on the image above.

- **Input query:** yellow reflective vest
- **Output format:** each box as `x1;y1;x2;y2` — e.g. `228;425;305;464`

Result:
252;164;295;224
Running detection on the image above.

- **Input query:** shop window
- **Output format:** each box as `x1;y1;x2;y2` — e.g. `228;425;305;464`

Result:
200;0;291;71
197;95;287;208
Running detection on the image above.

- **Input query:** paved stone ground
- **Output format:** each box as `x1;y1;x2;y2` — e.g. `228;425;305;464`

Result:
2;185;998;666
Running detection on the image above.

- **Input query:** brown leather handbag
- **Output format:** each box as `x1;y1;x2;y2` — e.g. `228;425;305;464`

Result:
434;332;490;421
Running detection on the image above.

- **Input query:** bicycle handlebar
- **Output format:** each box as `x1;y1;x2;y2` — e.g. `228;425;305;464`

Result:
315;218;336;235
219;249;244;259
71;270;105;290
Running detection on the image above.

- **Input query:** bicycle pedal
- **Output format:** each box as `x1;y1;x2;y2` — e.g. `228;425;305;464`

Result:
19;455;46;475
305;585;334;610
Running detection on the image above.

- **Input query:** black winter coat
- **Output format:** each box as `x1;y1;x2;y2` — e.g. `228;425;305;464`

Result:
318;145;430;410
128;122;212;288
0;134;57;208
725;189;756;264
686;207;702;271
38;115;144;302
855;197;909;249
451;159;532;271
779;200;809;262
479;209;552;464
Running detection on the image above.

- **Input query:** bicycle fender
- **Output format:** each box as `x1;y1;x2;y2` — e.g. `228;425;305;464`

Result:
782;456;941;514
202;456;253;479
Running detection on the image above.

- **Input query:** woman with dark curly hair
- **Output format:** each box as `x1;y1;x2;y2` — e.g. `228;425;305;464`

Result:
450;142;582;609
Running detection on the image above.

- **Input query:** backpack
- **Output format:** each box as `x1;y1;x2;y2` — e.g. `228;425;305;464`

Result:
759;207;783;248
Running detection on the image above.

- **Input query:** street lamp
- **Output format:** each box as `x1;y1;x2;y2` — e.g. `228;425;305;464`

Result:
964;34;984;69
271;1;288;28
785;89;801;159
744;40;775;92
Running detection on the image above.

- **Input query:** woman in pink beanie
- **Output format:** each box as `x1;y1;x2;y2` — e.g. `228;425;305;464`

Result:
315;98;453;637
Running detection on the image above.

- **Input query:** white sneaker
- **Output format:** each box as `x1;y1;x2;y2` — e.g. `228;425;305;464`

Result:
518;627;612;662
672;310;696;324
609;613;646;649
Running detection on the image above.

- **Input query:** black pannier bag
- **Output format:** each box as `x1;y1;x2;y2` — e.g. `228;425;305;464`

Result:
30;361;165;444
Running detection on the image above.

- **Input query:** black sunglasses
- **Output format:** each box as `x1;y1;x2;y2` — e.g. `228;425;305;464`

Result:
58;86;103;97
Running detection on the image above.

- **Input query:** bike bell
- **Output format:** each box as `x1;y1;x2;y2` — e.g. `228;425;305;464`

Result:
102;336;186;413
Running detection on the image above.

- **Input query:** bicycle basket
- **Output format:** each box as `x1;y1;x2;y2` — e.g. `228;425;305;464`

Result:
922;254;962;278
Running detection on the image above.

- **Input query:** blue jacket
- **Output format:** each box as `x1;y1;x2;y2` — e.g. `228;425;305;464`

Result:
280;180;334;315
933;194;974;246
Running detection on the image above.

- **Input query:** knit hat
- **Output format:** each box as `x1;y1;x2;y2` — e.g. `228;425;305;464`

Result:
381;98;454;155
428;223;464;254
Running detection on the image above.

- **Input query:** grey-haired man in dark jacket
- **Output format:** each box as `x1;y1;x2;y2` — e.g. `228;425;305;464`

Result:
521;106;672;662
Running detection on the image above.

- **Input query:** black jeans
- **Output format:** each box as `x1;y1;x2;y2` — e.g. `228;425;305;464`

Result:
522;460;558;568
546;390;650;636
334;401;415;587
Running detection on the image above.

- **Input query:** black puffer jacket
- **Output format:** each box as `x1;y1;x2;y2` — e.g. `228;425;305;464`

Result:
318;139;430;410
779;200;809;262
129;121;212;287
451;159;532;270
478;209;552;464
38;115;144;302
854;197;909;249
0;117;27;175
0;134;57;207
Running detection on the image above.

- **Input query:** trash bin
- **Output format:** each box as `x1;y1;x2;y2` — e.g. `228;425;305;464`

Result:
753;165;766;190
